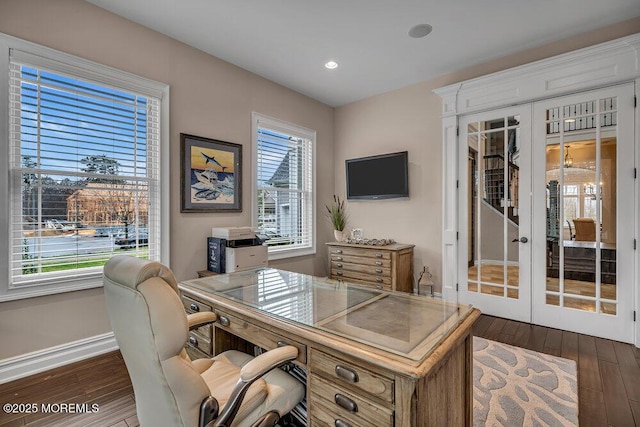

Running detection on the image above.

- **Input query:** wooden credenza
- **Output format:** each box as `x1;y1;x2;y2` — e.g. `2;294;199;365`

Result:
327;242;414;293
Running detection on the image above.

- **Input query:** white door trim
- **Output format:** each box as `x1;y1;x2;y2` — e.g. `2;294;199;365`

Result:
435;34;640;346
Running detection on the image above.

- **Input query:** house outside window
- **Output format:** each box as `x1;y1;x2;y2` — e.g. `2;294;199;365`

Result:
0;36;169;300
252;113;315;259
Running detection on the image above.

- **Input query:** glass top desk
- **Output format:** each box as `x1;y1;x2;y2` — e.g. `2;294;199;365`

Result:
179;268;480;426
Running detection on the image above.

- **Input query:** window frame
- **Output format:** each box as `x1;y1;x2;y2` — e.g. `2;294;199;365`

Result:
251;112;316;260
0;33;170;301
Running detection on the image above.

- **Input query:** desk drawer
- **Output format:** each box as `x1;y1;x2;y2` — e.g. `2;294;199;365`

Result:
181;293;212;314
310;349;394;403
310;374;393;427
328;247;391;260
216;311;307;364
188;331;212;356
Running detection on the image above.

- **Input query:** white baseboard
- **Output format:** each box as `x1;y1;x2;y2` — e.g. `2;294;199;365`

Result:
0;333;118;384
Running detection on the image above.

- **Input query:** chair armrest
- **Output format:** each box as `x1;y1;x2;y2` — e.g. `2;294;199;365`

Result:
212;346;298;427
240;345;298;383
187;311;218;329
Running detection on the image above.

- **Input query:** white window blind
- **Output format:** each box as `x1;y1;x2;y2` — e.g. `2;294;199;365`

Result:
8;51;161;289
253;114;315;258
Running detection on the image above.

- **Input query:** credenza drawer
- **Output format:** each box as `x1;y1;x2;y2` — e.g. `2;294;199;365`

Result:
215;310;307;364
329;254;391;268
331;269;392;288
310;349;394;404
328;247;391;260
310;374;393;427
330;261;391;277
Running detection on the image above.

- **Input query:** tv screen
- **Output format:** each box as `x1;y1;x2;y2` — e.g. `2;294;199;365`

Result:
346;151;409;200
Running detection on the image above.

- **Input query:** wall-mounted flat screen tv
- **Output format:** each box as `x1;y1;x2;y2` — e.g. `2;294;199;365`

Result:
346;151;409;200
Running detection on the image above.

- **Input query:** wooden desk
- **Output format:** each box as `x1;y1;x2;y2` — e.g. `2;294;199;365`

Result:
180;268;479;427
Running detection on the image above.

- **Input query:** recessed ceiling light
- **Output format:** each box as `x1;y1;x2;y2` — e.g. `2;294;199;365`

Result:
325;60;338;69
408;24;433;38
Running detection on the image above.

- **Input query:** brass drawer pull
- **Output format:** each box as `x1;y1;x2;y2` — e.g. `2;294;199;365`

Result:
376;277;383;283
188;336;198;347
375;253;383;258
376;285;383;290
277;341;289;347
190;303;200;312
335;365;359;383
335;420;352;427
336;271;343;276
336;263;343;268
335;256;343;261
218;315;230;327
334;249;343;254
375;268;383;274
334;393;358;413
375;261;382;266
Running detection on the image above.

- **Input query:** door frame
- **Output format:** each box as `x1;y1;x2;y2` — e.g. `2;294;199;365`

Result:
435;33;640;346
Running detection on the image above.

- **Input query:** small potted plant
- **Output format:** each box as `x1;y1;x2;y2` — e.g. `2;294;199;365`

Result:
325;195;347;242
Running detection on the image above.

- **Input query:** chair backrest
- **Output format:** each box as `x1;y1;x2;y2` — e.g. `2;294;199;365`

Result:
103;255;210;427
573;218;596;241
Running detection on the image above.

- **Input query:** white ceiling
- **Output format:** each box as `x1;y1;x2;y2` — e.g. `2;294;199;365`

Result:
86;0;640;107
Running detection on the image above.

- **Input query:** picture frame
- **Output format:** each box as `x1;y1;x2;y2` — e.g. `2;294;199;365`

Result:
180;133;242;212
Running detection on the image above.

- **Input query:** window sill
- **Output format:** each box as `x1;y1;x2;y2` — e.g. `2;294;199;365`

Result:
267;247;316;261
1;275;103;302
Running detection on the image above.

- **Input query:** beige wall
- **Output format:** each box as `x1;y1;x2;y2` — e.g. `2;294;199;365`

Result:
334;18;640;293
0;0;637;361
0;0;334;359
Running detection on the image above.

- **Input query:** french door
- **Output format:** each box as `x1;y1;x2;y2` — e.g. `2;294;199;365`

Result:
458;106;532;322
531;84;635;342
458;84;636;343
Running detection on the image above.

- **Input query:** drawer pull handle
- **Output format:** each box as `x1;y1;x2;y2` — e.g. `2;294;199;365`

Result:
277;341;289;347
336;263;343;268
334;393;358;413
375;268;383;273
334;250;343;254
188;336;198;347
375;253;383;258
190;303;200;312
335;365;359;383
376;277;383;283
376;285;383;290
336;271;343;276
335;420;352;427
335;256;343;261
218;316;230;327
375;261;382;266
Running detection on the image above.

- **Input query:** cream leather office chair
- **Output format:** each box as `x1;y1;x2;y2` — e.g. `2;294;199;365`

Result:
103;255;304;427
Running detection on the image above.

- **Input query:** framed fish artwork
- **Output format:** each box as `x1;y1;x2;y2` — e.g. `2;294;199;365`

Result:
180;134;242;212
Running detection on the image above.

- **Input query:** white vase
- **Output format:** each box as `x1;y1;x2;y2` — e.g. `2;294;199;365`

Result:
334;229;345;242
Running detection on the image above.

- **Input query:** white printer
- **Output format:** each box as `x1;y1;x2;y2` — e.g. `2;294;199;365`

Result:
208;227;268;273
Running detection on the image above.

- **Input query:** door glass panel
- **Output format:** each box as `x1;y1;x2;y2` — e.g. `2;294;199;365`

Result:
467;116;521;299
544;97;617;315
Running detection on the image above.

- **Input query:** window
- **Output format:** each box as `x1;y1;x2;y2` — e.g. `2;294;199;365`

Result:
252;113;315;259
0;36;168;300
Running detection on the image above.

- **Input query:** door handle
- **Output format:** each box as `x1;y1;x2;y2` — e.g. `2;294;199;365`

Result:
512;237;528;243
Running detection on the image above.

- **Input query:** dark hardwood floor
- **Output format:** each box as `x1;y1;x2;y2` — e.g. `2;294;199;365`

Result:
0;352;137;427
1;316;639;426
474;314;640;427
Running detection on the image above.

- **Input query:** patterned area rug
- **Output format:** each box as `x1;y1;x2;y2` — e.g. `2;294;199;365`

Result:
473;336;578;426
